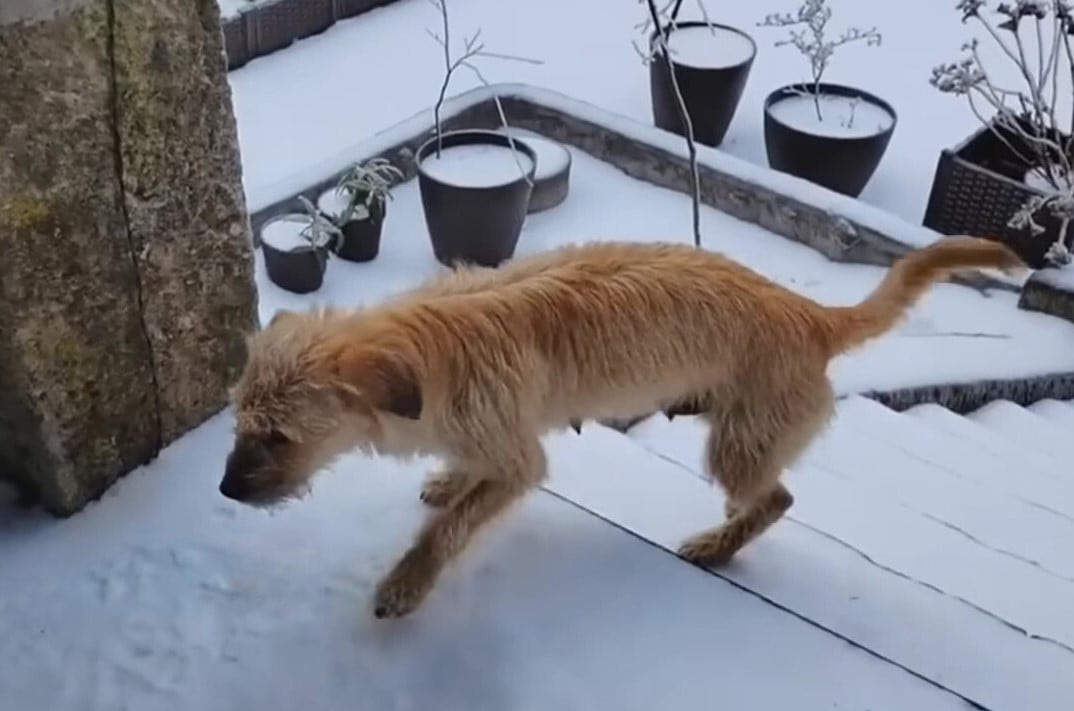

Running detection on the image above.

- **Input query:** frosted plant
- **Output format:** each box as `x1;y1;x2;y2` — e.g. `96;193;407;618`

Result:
333;158;405;223
424;0;542;184
757;0;882;124
931;0;1074;266
274;196;343;265
632;0;719;248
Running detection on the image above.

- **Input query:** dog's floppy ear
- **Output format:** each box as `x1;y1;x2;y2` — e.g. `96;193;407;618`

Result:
332;345;423;420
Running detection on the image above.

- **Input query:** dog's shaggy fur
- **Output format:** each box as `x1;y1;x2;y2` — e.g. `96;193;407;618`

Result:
220;237;1023;618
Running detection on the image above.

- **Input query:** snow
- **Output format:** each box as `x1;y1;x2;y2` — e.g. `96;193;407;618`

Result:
217;0;254;20
1;417;985;711
225;0;1072;230
6;1;1074;708
498;127;572;180
252;143;1074;394
566;409;1074;711
767;92;894;138
418;142;534;188
1034;263;1074;291
316;187;347;219
259;215;310;251
664;24;756;69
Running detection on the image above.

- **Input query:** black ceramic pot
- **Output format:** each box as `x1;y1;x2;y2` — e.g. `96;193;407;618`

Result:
649;21;757;148
417;129;538;267
260;214;328;294
763;83;897;197
336;201;385;263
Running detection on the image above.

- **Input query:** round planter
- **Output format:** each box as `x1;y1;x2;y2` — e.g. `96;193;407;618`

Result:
763;83;897;197
259;213;328;294
495;127;572;213
416;129;538;267
317;187;384;263
649;21;757;148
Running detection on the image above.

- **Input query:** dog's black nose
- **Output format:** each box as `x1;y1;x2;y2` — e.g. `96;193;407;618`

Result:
218;474;245;501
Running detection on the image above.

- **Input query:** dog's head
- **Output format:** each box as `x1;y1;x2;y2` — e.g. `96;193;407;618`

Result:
219;308;423;507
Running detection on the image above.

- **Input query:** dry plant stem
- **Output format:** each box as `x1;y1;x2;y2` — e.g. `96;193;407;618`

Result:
426;0;541;184
645;0;702;248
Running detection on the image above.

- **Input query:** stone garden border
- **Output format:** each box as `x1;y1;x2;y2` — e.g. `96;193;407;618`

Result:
246;83;1074;414
222;0;400;70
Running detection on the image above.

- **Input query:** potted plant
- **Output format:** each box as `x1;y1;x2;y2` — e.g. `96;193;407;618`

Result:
638;0;758;148
416;0;542;267
258;196;341;294
925;0;1074;269
317;157;404;262
756;0;895;197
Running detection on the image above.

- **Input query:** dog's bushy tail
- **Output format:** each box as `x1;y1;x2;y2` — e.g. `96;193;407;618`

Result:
821;236;1024;356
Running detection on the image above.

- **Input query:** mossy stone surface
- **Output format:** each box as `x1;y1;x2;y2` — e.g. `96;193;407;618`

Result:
0;0;258;515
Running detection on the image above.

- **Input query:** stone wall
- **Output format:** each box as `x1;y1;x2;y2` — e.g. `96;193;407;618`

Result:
0;0;258;515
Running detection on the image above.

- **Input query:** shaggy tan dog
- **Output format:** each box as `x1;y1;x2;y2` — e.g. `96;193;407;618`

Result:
220;236;1022;619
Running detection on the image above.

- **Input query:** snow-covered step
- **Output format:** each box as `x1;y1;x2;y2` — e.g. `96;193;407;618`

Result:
1027;398;1074;433
903;402;1064;479
837;397;1072;511
622;413;1074;646
803;396;1074;576
965;400;1072;466
551;425;1074;711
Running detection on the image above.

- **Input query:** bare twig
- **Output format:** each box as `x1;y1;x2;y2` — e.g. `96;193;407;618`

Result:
639;0;704;248
758;0;882;123
425;0;542;184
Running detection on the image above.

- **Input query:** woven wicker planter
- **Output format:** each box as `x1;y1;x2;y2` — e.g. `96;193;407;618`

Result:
923;118;1070;268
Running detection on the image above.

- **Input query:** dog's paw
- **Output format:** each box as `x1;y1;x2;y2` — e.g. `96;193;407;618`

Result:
676;534;736;569
372;551;438;619
419;471;468;507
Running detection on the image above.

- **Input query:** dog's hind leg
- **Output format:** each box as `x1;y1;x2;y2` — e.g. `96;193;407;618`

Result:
677;379;834;567
375;435;547;618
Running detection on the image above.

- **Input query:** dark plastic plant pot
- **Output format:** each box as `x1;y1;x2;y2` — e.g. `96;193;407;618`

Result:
649;21;757;148
763;83;897;197
416;129;538;267
259;214;328;294
336;212;384;262
317;187;385;263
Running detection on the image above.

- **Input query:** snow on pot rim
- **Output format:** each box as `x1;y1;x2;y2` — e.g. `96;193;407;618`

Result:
495;127;571;181
259;213;324;253
658;21;757;70
417;129;538;189
765;83;897;141
317;186;376;223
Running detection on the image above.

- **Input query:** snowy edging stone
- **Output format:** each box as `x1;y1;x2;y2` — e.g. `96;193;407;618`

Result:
247;83;1020;294
1018;267;1074;327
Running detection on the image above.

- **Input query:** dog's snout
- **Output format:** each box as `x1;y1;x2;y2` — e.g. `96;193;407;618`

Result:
220;439;269;501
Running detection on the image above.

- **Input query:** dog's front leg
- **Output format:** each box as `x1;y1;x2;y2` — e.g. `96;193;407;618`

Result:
374;438;546;619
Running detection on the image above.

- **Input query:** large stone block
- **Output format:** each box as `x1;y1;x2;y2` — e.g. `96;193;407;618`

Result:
112;0;258;443
0;0;258;515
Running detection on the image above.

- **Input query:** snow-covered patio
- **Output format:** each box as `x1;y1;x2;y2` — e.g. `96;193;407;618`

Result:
4;0;1074;710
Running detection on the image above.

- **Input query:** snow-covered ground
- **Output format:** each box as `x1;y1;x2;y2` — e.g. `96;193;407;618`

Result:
4;141;1073;710
227;0;1071;229
4;2;1074;709
252;144;1074;393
